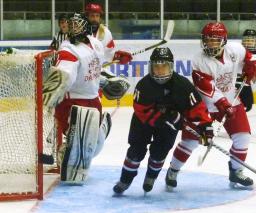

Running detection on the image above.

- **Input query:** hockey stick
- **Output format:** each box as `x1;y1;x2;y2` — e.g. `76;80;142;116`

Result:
110;99;120;117
185;125;256;174
102;20;175;68
198;78;247;166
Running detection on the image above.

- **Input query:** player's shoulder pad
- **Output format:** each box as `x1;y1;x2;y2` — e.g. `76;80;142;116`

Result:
58;40;80;60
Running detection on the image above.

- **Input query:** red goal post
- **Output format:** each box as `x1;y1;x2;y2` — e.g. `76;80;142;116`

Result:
0;50;58;201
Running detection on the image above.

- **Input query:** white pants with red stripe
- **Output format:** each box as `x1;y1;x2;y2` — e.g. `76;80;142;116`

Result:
170;132;250;171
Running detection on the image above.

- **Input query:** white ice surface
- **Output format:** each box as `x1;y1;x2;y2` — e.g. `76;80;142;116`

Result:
1;106;256;213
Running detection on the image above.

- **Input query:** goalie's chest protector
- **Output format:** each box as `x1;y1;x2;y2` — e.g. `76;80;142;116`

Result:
68;36;105;99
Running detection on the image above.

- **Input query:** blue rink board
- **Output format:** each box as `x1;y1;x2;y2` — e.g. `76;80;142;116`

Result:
36;166;254;213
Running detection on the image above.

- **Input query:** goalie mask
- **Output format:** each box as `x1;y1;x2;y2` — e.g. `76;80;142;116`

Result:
149;47;174;84
69;13;92;44
242;29;256;52
201;22;227;57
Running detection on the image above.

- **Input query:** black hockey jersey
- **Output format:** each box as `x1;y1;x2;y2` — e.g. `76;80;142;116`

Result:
133;73;212;127
50;31;68;50
235;50;255;112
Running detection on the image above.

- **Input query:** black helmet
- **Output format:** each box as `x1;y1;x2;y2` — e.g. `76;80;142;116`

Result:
242;29;256;52
68;13;92;44
149;47;174;84
58;13;69;23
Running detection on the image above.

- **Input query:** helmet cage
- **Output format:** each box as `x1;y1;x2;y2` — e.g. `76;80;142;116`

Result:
69;13;87;37
149;60;174;84
242;36;256;51
201;35;226;57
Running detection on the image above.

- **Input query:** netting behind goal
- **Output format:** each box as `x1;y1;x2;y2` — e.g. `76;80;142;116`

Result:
0;50;57;200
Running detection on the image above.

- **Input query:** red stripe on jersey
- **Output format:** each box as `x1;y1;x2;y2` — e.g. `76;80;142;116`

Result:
148;111;162;126
133;102;155;124
192;70;215;97
184;101;212;126
106;39;115;48
58;50;78;62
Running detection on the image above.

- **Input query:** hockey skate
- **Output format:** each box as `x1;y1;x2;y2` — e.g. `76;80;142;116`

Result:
143;176;156;193
165;166;179;192
228;161;254;189
113;181;131;195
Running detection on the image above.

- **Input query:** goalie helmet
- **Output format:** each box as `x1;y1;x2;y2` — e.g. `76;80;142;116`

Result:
242;29;256;52
201;22;227;57
68;13;92;44
149;47;174;84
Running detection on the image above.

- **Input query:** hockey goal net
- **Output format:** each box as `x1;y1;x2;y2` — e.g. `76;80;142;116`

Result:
0;50;58;201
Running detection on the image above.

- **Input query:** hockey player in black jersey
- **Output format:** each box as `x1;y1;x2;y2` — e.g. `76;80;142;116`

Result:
113;47;213;195
237;29;256;112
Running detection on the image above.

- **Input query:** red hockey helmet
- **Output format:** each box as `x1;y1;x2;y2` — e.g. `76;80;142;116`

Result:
201;22;227;57
85;3;103;15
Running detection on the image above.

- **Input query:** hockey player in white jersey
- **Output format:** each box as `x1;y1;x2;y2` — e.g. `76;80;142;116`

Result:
43;13;114;184
166;22;256;190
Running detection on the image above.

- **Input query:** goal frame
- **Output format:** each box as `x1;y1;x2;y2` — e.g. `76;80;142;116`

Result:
0;50;55;201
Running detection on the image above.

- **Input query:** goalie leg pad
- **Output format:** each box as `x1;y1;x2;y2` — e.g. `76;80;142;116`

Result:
61;105;100;184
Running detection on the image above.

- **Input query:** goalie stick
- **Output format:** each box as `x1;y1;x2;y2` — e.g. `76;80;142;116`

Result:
197;78;247;166
103;20;175;68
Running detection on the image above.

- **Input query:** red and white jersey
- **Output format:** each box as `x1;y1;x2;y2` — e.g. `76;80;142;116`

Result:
94;24;115;61
192;42;253;112
56;35;104;99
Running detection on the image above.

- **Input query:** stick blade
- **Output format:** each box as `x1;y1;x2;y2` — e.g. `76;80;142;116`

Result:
164;20;175;41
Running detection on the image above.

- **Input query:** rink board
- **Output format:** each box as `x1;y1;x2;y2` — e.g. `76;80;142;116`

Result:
1;39;256;107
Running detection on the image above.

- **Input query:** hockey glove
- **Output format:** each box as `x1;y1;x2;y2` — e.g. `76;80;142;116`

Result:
155;110;183;131
242;60;256;84
113;50;133;64
198;124;214;146
215;97;236;119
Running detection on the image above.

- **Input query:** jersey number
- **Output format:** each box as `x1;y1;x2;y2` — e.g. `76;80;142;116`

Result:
134;89;140;102
189;93;197;106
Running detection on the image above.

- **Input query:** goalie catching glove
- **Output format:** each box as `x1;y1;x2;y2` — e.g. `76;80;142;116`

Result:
102;75;130;100
43;67;69;108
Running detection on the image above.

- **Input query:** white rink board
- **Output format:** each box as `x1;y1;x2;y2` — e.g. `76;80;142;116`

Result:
1;39;255;95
